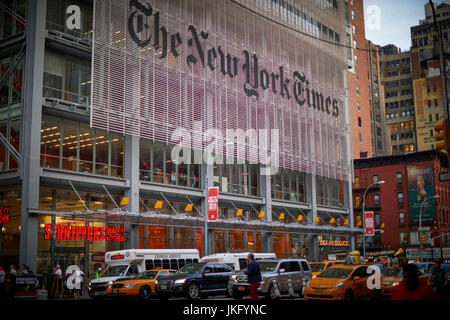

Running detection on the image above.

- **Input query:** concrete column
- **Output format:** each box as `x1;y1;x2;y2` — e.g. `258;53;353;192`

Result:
260;165;273;253
200;162;214;256
305;173;318;260
124;135;139;248
19;0;47;273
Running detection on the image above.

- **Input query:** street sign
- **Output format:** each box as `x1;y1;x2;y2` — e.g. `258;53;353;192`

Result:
439;171;449;182
365;211;375;236
207;187;219;221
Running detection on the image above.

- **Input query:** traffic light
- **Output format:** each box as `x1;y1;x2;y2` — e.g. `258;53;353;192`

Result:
421;234;426;245
434;119;450;153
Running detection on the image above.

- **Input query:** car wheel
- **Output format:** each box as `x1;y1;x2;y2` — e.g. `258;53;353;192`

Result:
345;289;353;300
188;283;200;300
266;284;280;300
232;293;243;300
139;286;151;300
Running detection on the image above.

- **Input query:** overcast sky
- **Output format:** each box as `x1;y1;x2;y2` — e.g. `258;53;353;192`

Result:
364;0;449;51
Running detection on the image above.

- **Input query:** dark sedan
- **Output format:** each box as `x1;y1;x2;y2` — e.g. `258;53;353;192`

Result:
156;262;234;299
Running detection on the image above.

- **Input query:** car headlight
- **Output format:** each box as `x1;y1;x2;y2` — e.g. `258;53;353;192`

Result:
155;280;158;285
312;275;317;279
108;281;114;288
175;279;186;284
124;284;136;288
88;282;92;287
392;282;399;286
305;281;310;288
332;282;344;289
231;275;237;281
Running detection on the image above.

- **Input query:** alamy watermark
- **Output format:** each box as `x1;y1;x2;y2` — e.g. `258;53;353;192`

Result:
170;121;280;176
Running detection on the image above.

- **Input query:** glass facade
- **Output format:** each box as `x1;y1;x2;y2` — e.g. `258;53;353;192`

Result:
271;168;306;202
40;115;124;177
46;0;92;40
43;49;91;105
139;140;200;188
0;0;25;41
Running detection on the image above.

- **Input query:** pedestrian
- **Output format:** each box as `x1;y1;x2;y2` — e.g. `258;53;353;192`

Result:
75;268;85;297
21;264;28;275
244;253;262;300
9;264;17;276
54;265;62;298
392;263;436;300
428;259;448;300
0;266;5;298
93;267;102;279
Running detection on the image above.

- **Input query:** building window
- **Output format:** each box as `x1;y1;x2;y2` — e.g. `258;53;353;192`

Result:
353;40;357;50
352;25;356;35
373;175;378;184
41;115;124;177
358;117;362;127
373;194;380;206
399;212;405;226
396;172;402;185
357;101;361;111
351;10;355;20
354;176;360;189
355;195;360;208
400;232;408;245
398;192;404;205
356;85;360;96
359;133;362;143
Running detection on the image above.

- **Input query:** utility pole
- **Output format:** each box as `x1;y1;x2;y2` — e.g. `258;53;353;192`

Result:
429;0;450;169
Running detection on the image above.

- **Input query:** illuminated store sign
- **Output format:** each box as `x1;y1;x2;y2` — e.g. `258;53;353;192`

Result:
319;240;349;247
44;224;124;242
0;208;10;223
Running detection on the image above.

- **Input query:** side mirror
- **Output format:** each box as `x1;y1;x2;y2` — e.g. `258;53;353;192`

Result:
353;276;360;281
279;269;286;274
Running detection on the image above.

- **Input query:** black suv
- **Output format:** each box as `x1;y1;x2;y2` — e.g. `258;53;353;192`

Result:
156;262;234;299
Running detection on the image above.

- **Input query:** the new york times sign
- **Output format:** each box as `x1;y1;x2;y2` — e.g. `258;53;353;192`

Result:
127;0;340;117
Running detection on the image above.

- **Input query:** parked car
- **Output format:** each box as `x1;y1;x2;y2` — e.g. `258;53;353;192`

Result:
304;264;376;300
200;252;277;271
156;263;234;299
106;269;176;299
310;260;345;278
380;267;428;298
228;258;312;300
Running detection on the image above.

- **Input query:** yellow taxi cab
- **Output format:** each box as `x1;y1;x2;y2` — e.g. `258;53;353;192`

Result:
106;269;176;299
304;264;375;300
309;260;345;278
381;267;428;298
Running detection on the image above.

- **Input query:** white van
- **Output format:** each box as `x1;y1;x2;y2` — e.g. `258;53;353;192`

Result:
88;249;200;298
200;252;277;271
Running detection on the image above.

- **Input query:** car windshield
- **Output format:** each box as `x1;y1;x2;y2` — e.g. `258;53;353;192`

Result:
258;261;279;272
310;263;326;272
382;269;402;277
102;265;128;277
134;271;158;280
175;264;204;276
317;268;353;279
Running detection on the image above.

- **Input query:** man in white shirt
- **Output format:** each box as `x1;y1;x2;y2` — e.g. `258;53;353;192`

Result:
54;265;62;298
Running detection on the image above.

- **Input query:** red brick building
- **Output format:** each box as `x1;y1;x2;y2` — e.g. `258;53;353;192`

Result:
353;151;450;259
347;0;373;159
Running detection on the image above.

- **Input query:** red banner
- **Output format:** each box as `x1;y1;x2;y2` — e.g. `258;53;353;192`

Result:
365;211;374;236
207;187;219;221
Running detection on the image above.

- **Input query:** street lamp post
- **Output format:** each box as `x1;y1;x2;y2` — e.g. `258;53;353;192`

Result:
362;180;385;260
419;195;440;249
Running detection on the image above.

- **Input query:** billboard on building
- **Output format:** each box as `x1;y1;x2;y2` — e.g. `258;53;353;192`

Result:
91;0;351;180
407;165;435;225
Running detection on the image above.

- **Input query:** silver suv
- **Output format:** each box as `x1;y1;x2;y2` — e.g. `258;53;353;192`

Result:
228;258;312;300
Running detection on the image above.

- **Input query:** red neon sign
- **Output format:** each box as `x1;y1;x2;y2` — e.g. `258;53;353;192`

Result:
44;224;124;242
207;187;219;221
111;254;125;260
0;207;10;224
